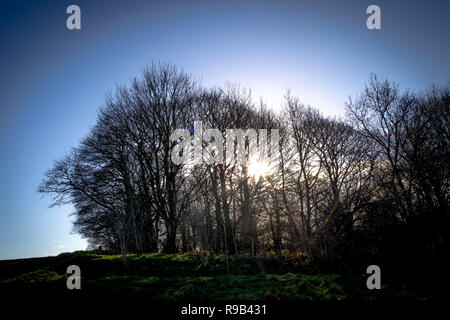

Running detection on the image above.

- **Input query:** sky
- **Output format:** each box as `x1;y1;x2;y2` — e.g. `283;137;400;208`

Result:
0;0;448;260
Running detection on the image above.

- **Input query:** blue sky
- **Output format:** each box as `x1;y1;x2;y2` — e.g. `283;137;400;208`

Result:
0;0;448;259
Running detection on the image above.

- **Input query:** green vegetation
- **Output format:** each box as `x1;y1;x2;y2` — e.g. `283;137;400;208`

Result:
0;251;425;300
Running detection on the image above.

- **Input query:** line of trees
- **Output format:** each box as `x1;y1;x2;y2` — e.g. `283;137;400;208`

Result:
39;63;449;273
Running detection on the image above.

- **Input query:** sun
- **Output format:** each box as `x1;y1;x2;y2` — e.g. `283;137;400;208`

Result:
247;156;271;180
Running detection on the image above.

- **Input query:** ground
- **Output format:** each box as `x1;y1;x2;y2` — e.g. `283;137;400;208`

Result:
0;251;425;301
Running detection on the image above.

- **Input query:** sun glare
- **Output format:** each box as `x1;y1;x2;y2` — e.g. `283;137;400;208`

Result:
248;156;271;180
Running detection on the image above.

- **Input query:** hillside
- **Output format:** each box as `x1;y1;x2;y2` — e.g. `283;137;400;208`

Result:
0;251;424;301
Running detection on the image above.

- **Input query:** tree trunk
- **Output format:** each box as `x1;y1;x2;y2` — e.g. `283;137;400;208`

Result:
164;220;178;253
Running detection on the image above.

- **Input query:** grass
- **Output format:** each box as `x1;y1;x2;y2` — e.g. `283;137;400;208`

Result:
0;251;425;300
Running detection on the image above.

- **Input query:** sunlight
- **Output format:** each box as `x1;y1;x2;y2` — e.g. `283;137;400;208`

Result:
247;156;271;180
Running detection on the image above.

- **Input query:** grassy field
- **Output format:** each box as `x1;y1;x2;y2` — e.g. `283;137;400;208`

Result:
0;251;425;301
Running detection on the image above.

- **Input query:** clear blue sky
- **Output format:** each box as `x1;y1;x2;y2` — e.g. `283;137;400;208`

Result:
0;0;448;259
